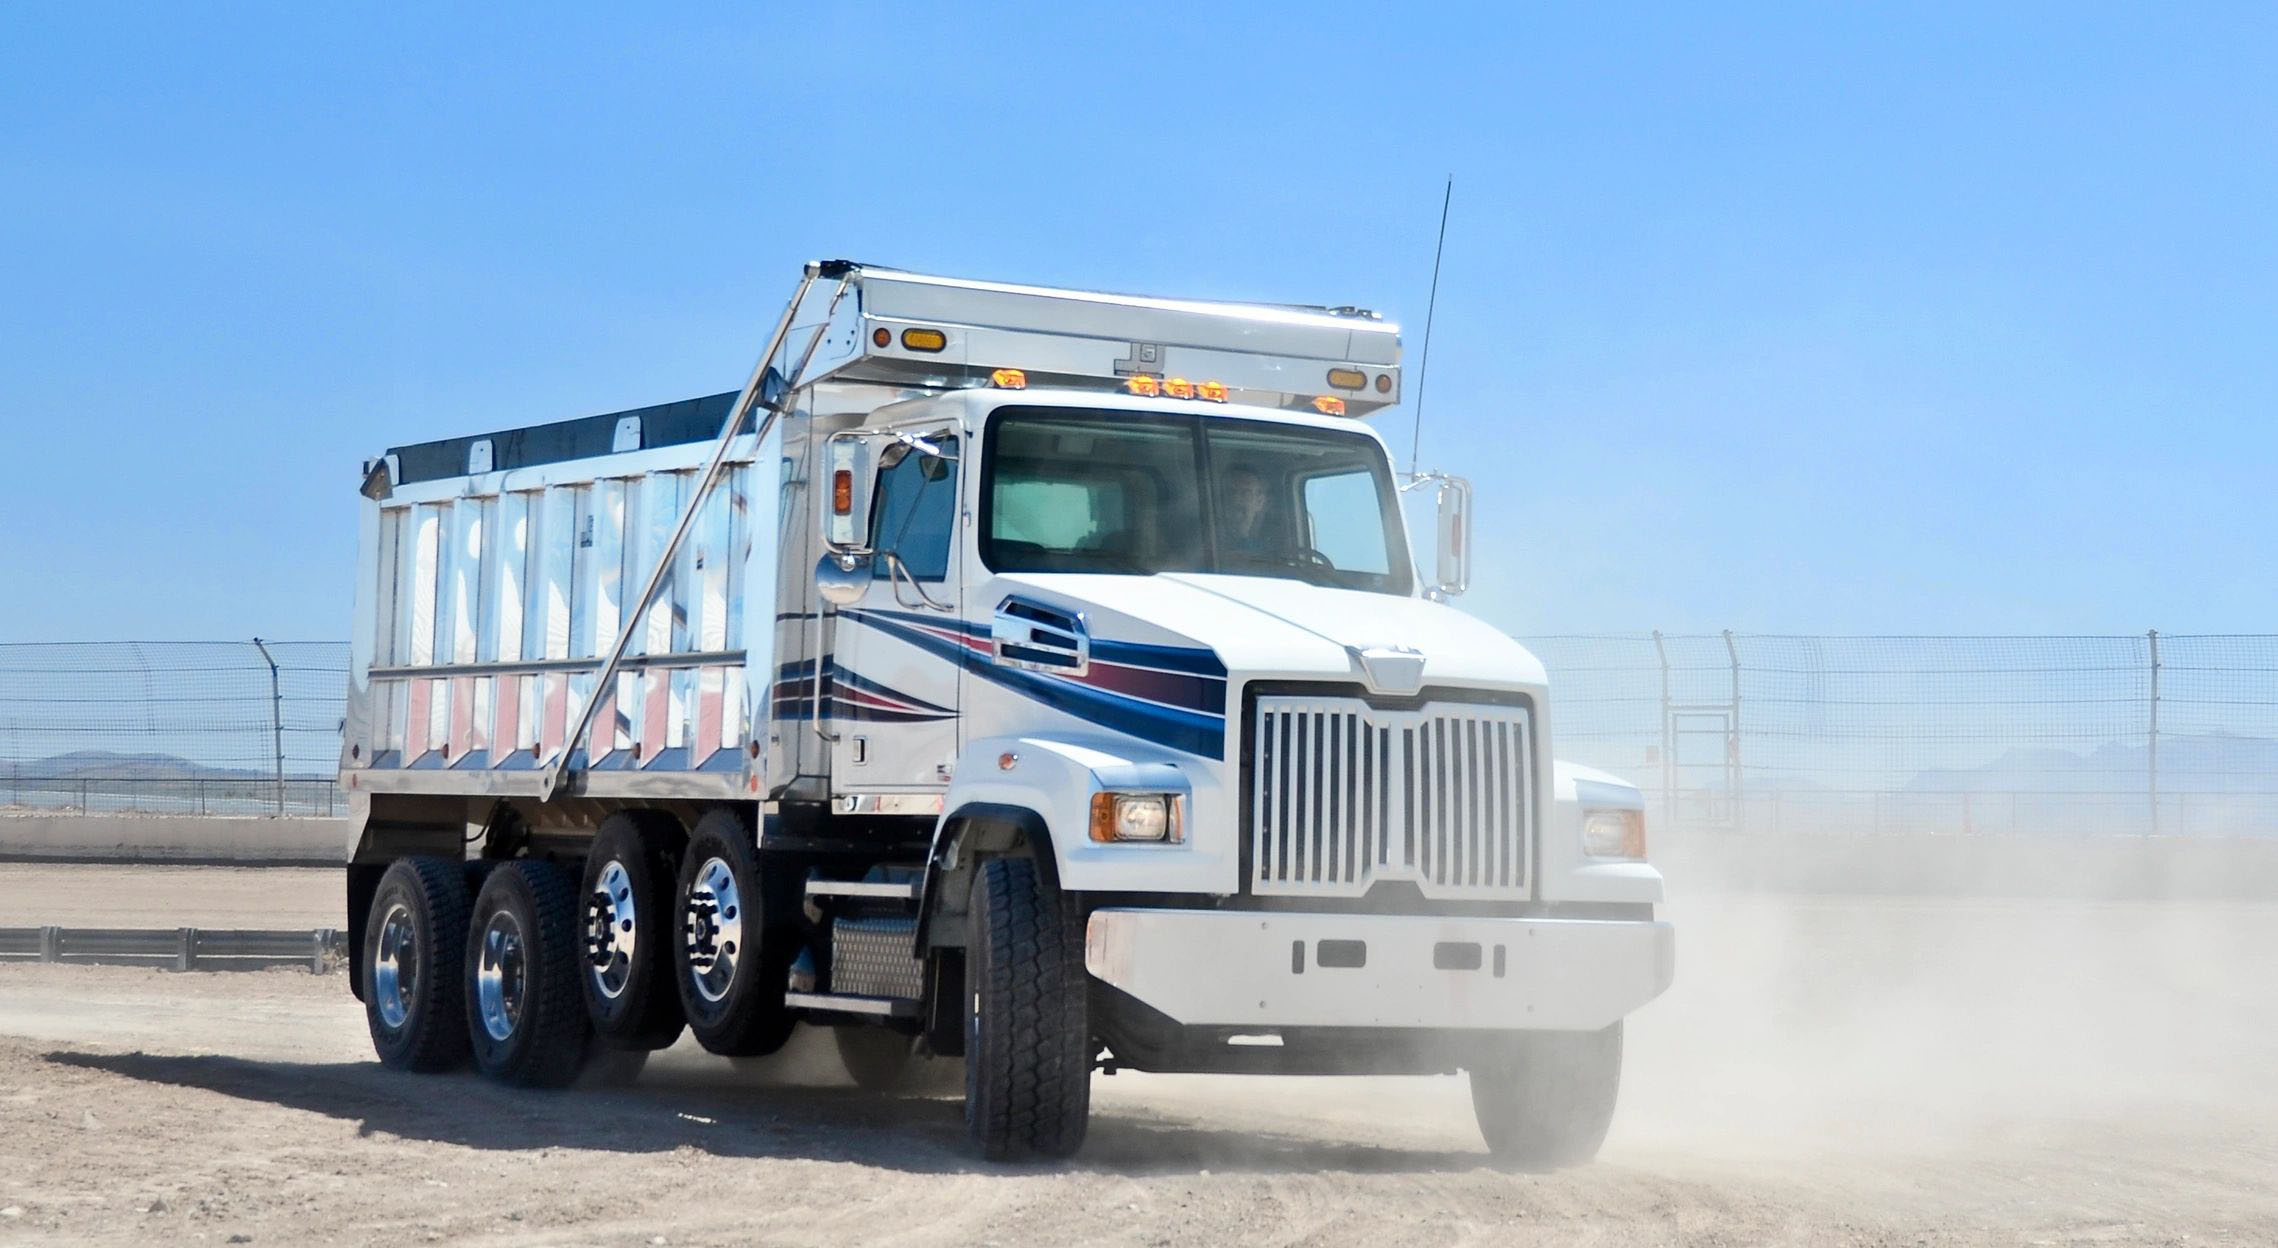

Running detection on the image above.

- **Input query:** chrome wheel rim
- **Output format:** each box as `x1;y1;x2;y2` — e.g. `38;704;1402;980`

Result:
476;909;528;1042
586;859;638;1000
372;902;416;1030
684;856;743;1004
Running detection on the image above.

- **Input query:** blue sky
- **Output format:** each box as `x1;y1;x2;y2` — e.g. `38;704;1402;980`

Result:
2;3;2272;642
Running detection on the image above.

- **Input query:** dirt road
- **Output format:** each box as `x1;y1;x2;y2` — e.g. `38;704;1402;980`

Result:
1;866;2274;1245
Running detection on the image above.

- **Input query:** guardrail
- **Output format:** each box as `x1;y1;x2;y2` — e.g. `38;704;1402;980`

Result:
0;927;342;973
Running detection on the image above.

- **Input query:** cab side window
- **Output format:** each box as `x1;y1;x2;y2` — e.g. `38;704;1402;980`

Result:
868;436;959;582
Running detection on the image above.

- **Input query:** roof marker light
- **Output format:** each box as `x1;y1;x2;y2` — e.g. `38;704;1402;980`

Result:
1163;377;1196;400
1124;375;1161;397
1197;380;1229;402
1312;395;1347;417
990;368;1027;389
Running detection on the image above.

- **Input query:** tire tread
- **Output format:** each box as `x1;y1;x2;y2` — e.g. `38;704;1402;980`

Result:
966;856;1090;1160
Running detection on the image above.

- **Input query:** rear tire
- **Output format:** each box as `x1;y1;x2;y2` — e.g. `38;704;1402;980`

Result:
835;1025;917;1092
673;809;796;1057
464;860;592;1089
1468;1023;1624;1169
363;857;472;1072
579;811;687;1051
963;856;1091;1160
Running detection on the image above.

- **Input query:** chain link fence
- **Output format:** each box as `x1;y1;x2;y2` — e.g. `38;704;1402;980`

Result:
0;642;348;816
3;635;2273;836
1532;633;2278;839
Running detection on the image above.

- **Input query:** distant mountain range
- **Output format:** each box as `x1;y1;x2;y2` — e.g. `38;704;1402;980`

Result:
1907;732;2278;795
0;751;271;781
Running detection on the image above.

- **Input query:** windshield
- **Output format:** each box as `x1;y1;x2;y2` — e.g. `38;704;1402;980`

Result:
982;407;1413;594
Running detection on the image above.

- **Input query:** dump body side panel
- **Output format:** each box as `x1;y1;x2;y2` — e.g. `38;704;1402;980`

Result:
342;425;778;809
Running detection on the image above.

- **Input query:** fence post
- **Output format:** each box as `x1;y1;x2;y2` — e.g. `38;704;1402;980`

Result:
1652;630;1674;833
2147;629;2161;836
250;638;286;815
1723;630;1743;822
175;927;196;972
40;926;62;963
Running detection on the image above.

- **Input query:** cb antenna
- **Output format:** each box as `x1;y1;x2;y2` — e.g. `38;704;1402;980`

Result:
1407;176;1454;476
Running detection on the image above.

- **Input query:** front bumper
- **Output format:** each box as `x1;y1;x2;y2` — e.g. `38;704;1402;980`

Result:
1084;908;1674;1031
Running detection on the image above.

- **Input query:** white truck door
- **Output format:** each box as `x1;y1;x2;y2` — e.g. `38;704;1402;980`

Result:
828;433;964;790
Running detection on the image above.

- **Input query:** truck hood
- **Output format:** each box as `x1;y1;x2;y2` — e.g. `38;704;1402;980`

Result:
992;572;1547;694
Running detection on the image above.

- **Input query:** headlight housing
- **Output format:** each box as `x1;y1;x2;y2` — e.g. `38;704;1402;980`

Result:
1581;808;1646;860
1089;792;1183;843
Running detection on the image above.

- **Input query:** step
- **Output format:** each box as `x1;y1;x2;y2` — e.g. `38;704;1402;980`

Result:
784;990;921;1019
804;878;919;902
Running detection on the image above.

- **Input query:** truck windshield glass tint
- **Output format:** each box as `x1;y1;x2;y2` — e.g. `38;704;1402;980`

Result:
983;410;1412;594
869;436;958;582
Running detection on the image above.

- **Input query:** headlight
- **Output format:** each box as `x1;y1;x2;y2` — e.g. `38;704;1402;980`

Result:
1581;808;1646;859
1089;792;1182;843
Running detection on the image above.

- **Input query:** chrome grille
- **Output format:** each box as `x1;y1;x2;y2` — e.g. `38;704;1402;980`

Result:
1249;694;1533;900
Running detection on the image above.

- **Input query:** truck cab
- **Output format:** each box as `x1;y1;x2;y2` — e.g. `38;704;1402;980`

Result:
339;262;1673;1164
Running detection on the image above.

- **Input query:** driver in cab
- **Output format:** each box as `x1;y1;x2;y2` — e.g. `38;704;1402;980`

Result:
1220;465;1284;563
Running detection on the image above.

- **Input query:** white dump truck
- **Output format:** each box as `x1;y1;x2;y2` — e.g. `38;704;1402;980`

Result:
340;261;1673;1162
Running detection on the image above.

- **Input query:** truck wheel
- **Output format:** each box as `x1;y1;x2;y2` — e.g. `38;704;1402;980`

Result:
363;856;472;1072
1467;1023;1624;1169
673;809;796;1057
964;856;1091;1160
579;812;686;1051
464;859;593;1088
835;1025;916;1092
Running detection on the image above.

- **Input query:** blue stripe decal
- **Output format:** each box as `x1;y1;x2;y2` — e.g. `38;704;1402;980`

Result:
845;610;1225;758
858;607;1228;678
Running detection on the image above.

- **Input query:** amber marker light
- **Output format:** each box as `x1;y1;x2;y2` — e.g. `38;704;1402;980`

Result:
901;327;948;352
1311;395;1347;416
1163;377;1196;399
990;368;1028;389
1326;367;1367;391
871;327;891;348
832;468;853;515
1124;375;1162;397
1196;380;1229;402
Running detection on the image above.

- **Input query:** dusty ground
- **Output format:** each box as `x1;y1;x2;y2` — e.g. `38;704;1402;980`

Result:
0;866;2274;1246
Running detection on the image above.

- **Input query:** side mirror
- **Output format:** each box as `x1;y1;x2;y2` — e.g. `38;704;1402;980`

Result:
822;432;875;552
1404;471;1471;599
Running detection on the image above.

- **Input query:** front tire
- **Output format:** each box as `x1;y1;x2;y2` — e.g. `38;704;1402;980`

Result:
673;809;796;1057
1468;1023;1624;1169
579;811;687;1051
363;857;473;1072
464;860;593;1089
964;856;1091;1160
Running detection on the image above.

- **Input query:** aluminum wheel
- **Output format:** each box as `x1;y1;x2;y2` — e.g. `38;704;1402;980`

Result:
585;859;638;1000
371;901;418;1030
475;909;529;1042
683;855;743;1004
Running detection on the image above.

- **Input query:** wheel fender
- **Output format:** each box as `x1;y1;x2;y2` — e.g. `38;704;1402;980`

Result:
917;735;1222;948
